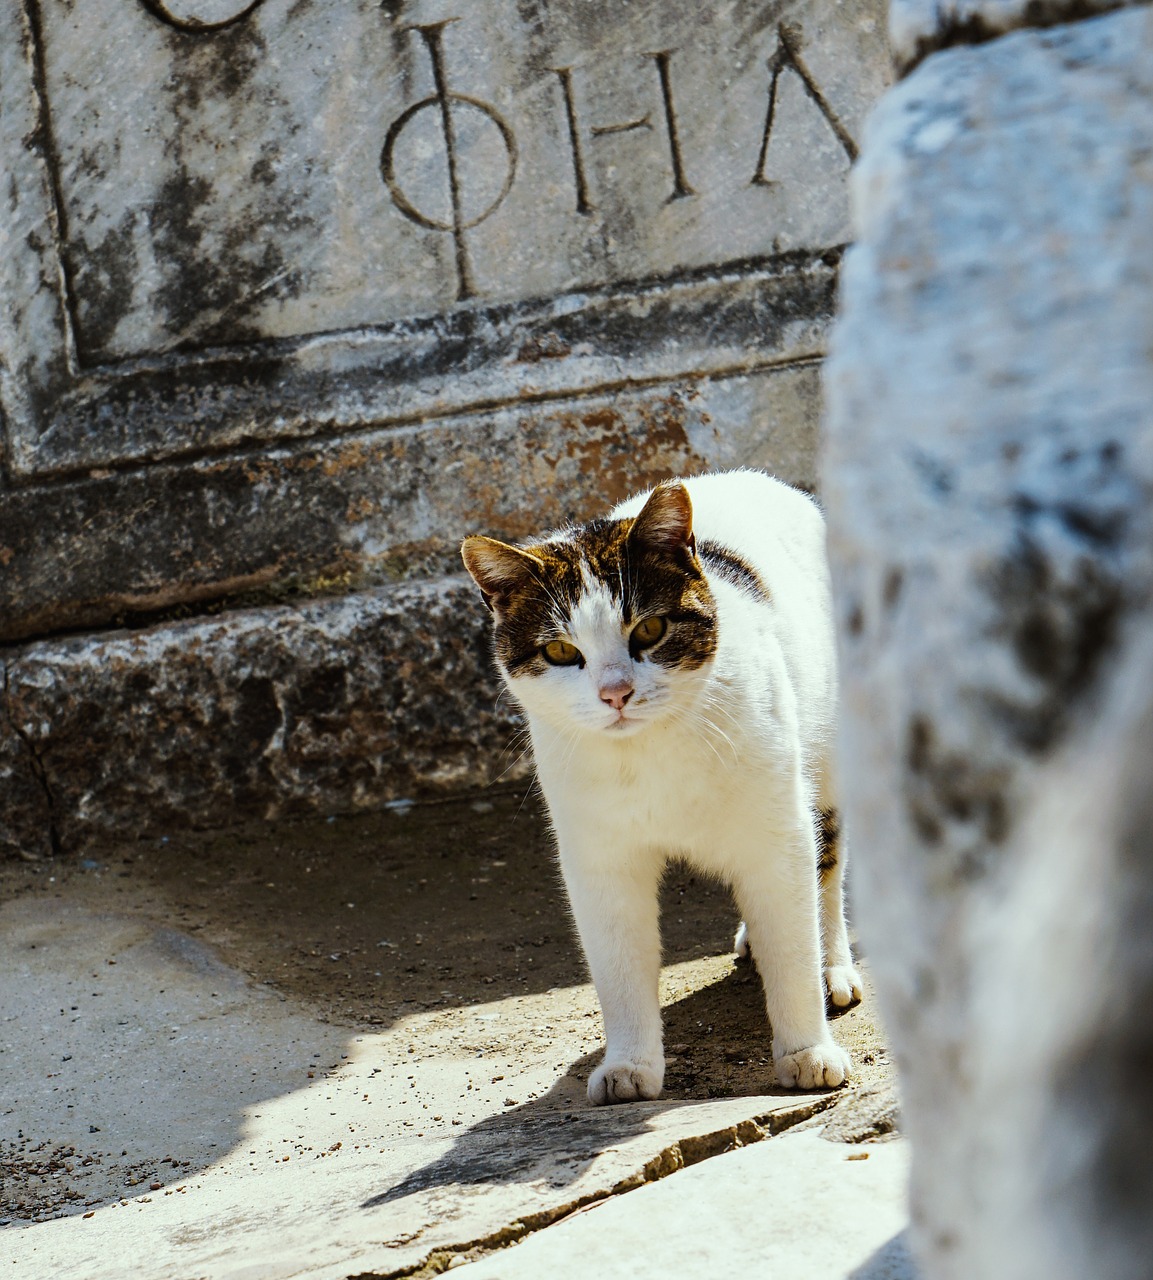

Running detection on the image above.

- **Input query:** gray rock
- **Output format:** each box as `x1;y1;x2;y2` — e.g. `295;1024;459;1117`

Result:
824;7;1153;1278
1;576;521;854
958;633;1153;1280
817;1085;901;1144
888;0;1147;70
460;1131;913;1280
0;696;55;861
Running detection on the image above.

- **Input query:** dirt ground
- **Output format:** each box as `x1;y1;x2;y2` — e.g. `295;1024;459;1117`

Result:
1;787;895;1231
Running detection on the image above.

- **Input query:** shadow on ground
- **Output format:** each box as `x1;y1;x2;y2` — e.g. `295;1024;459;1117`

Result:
0;789;742;1221
362;961;833;1210
1;788;888;1226
114;788;742;1023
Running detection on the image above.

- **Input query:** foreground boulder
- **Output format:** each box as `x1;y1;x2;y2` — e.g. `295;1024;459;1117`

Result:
824;8;1153;1278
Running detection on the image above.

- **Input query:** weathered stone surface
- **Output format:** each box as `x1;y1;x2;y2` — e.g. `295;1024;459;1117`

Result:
824;7;1153;1279
463;1130;913;1280
1;576;520;855
0;356;824;644
3;0;883;448
961;635;1153;1280
888;0;1147;69
0;0;890;645
0;0;894;848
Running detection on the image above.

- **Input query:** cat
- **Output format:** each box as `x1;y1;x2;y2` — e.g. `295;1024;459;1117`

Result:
461;469;861;1103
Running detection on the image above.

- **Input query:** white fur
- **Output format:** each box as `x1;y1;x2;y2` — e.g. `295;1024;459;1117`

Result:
502;471;859;1101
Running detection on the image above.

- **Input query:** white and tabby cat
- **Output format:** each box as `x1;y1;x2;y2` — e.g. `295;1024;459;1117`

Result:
462;470;861;1103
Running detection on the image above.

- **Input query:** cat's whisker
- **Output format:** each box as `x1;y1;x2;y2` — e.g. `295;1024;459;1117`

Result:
494;736;534;784
695;695;742;764
557;723;585;786
665;703;731;768
492;685;518;712
514;772;544;820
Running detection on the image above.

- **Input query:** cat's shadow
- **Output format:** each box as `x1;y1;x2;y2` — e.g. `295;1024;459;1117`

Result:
361;959;823;1210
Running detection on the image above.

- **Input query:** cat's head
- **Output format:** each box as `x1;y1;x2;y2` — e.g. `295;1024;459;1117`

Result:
461;483;717;737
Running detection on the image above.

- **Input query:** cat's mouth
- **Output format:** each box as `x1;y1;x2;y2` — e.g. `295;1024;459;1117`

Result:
604;712;647;734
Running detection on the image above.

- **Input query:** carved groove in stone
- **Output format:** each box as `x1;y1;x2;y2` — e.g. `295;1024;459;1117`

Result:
553;67;595;216
555;49;695;214
137;0;267;34
648;50;695;200
381;20;518;301
752;23;858;187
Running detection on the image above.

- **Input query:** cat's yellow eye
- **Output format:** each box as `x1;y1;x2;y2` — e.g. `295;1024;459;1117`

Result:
543;638;583;667
630;615;667;650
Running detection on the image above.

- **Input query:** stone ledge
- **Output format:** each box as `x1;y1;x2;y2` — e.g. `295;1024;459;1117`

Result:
0;575;525;860
888;0;1149;72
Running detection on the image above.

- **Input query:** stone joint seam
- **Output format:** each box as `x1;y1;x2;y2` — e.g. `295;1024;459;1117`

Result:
350;1097;837;1279
1;658;62;856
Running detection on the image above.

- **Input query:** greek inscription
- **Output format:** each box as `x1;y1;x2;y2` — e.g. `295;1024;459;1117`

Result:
554;49;694;215
752;23;858;186
113;9;863;312
380;20;518;301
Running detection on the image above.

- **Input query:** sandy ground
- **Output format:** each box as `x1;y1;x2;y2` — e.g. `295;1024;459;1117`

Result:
1;789;900;1277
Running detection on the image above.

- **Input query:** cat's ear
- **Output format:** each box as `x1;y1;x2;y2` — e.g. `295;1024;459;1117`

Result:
629;482;696;557
461;536;543;612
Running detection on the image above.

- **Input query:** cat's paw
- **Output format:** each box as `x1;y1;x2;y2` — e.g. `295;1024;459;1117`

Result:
588;1059;664;1105
824;963;863;1009
774;1039;851;1090
734;921;751;960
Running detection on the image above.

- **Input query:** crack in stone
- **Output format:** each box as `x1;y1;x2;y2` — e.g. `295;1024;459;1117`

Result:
350;1096;837;1279
2;659;63;857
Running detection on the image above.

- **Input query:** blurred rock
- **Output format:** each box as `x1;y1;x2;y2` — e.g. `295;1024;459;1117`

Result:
824;6;1153;1278
0;705;54;861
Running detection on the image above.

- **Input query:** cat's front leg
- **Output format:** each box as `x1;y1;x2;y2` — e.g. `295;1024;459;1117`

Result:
556;838;665;1105
732;825;851;1090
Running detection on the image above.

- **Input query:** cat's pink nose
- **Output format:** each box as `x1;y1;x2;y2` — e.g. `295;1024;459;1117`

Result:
599;681;634;711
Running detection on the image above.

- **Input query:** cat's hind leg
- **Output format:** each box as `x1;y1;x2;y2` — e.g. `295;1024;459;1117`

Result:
816;805;863;1010
734;809;861;1008
733;920;751;959
731;804;851;1090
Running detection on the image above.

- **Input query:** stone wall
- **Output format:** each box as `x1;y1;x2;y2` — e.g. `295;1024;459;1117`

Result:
824;2;1153;1277
0;0;890;855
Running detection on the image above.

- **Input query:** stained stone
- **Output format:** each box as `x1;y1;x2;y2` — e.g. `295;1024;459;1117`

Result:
824;8;1153;1279
0;0;887;589
0;337;828;646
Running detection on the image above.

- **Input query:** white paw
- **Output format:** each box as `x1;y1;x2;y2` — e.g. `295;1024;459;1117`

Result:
775;1039;851;1089
734;921;750;959
588;1059;664;1105
824;963;864;1009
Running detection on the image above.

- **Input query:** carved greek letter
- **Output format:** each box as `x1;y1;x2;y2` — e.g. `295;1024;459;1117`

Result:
554;49;695;215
